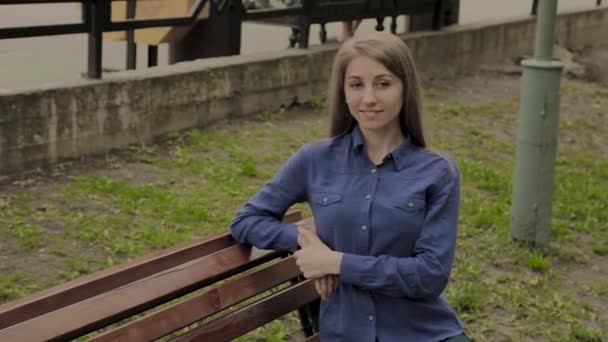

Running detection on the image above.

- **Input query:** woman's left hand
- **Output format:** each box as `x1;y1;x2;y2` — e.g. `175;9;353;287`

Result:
294;228;343;279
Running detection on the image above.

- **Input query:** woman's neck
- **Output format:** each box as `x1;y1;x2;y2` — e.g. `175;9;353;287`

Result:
360;125;405;165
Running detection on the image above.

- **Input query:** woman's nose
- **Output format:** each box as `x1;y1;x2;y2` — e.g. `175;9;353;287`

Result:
361;87;378;105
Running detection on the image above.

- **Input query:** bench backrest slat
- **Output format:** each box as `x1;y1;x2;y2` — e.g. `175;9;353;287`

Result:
305;333;321;342
90;256;302;342
0;211;302;330
172;280;318;342
0;245;289;341
0;233;234;329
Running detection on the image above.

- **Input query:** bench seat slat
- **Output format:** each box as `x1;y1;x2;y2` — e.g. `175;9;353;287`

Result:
173;280;318;342
0;245;288;342
91;256;302;342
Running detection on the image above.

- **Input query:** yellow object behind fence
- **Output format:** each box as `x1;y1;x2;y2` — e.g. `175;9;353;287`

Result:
103;0;211;45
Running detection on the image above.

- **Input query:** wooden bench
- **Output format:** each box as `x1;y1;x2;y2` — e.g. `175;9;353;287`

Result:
0;211;321;342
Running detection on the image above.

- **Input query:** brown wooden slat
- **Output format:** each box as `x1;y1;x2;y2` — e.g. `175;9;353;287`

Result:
0;245;288;342
0;210;301;329
91;257;302;342
305;333;321;342
172;280;319;342
283;210;302;224
0;232;232;330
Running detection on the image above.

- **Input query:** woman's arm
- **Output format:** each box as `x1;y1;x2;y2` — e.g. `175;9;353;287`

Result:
230;144;311;252
339;162;461;299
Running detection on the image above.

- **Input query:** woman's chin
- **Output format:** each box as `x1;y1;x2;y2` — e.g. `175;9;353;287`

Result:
358;121;390;131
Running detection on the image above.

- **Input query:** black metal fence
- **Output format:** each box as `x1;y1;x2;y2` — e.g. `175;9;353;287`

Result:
0;0;459;79
2;0;600;80
0;0;212;78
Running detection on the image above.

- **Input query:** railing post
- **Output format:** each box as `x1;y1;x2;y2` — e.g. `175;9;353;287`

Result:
297;0;313;48
168;0;243;63
375;17;385;31
319;22;327;44
86;0;108;79
126;0;137;70
432;0;445;30
148;45;158;67
531;0;539;16
81;0;87;23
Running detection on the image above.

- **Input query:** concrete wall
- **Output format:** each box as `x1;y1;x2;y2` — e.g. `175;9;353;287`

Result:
1;7;607;177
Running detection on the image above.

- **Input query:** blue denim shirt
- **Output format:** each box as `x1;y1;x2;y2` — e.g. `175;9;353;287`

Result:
231;126;464;342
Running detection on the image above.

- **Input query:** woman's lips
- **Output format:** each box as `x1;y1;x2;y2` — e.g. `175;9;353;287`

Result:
360;110;382;118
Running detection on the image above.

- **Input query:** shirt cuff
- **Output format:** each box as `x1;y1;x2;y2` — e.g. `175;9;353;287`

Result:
280;223;299;252
339;253;366;285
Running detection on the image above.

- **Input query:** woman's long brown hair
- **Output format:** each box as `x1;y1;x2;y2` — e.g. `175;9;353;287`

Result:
326;32;426;148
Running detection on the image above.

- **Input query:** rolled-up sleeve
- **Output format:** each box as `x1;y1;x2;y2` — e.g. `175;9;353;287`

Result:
340;162;460;299
230;144;311;252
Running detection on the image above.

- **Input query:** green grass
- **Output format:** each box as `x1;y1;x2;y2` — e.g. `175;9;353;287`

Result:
0;273;37;303
571;324;603;342
527;252;550;272
446;281;489;315
305;96;325;109
1;76;607;340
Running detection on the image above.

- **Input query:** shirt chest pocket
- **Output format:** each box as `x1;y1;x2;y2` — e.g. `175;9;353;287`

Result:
390;196;427;240
313;193;343;207
309;192;344;243
393;197;427;213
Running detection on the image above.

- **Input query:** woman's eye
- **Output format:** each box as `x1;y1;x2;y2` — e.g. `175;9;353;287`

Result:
376;81;390;88
349;83;363;88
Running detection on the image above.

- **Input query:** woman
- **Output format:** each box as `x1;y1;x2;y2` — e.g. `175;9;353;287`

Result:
338;20;361;42
231;32;468;342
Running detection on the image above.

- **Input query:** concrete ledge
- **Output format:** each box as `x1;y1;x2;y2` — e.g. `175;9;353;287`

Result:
1;6;607;177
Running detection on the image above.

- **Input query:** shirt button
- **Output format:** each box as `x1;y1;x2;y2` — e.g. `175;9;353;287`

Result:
322;197;328;203
361;225;367;230
408;202;414;208
371;168;377;174
365;194;371;200
368;315;375;321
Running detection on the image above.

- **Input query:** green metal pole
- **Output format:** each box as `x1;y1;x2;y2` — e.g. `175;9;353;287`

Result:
510;0;564;247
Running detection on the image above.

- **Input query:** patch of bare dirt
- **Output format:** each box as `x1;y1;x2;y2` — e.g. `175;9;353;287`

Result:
89;162;161;186
0;235;59;282
428;66;607;160
485;307;520;342
562;255;608;329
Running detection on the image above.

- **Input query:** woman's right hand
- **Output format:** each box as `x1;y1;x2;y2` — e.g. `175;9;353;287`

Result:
297;224;339;300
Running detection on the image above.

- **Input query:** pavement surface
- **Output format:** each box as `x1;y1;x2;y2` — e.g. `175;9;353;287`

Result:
0;0;605;92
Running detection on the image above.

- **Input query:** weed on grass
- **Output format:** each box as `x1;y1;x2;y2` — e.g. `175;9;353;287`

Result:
305;96;325;109
527;252;550;272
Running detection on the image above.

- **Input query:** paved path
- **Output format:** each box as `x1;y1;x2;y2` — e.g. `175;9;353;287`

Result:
0;0;604;92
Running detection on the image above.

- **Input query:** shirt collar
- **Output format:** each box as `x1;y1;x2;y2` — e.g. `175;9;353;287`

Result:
350;125;415;170
351;125;365;152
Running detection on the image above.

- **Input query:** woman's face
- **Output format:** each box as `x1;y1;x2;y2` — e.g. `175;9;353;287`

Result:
344;55;404;133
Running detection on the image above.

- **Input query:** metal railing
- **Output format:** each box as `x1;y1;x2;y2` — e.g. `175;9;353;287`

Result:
0;0;211;78
1;0;430;79
5;0;599;80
